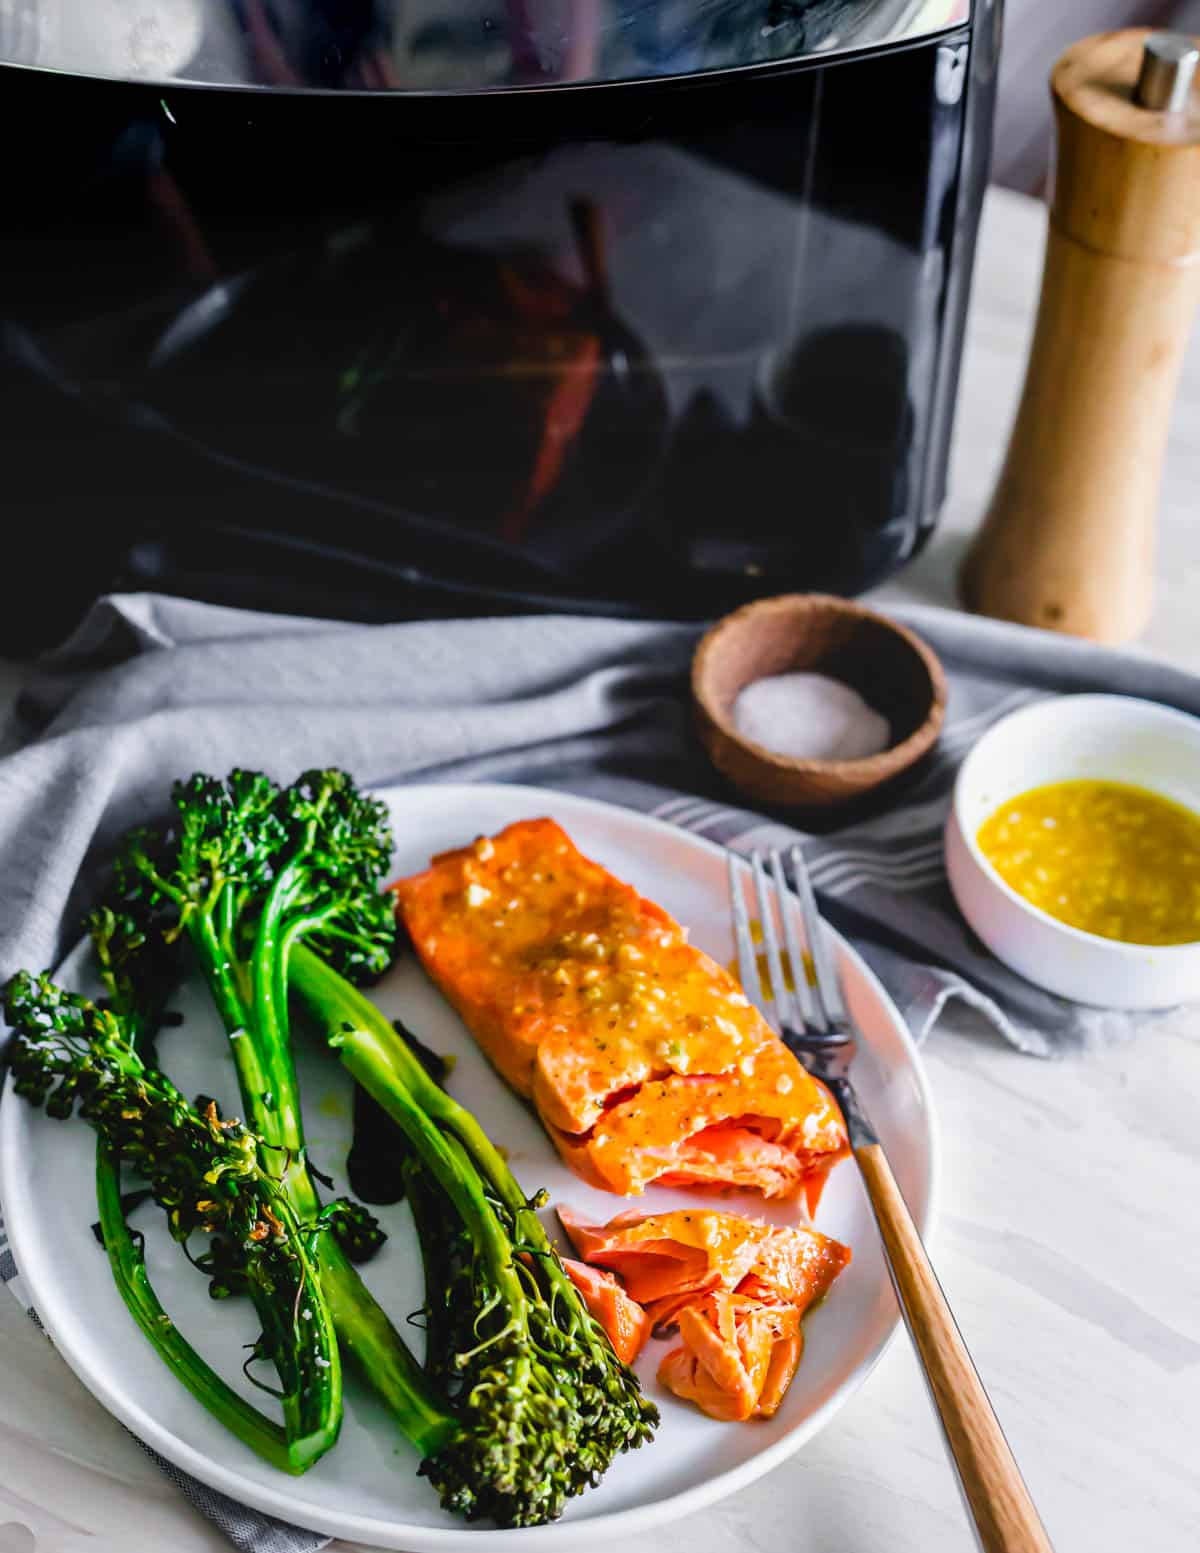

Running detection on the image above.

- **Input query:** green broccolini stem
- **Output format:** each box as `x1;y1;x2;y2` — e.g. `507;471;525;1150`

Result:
319;996;528;1306
239;1190;344;1473
187;909;274;1139
250;864;313;1182
287;944;615;1367
184;927;452;1450
315;987;547;1392
94;1144;302;1475
11;948;344;1476
317;1236;455;1454
186;901;321;1222
107;964;449;1458
290;949;526;1204
87;927;336;1474
118;808;452;1463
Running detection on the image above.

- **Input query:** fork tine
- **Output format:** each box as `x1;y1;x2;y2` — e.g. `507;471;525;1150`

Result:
751;851;787;1026
769;849;819;1028
789;844;848;1030
727;852;766;1015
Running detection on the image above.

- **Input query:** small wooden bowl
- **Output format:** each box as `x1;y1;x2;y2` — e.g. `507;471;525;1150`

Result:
692;594;947;809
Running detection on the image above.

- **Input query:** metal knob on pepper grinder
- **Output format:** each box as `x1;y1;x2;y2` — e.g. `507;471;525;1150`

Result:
961;30;1200;643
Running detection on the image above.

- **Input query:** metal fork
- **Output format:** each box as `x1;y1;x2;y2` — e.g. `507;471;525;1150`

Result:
731;847;1054;1553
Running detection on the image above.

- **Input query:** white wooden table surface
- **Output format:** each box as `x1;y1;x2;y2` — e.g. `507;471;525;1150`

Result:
3;184;1200;1553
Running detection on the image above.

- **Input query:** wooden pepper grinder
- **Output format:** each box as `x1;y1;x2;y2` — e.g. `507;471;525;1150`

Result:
961;30;1200;642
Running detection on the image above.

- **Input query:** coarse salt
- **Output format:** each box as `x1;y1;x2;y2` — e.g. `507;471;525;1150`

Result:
732;672;890;762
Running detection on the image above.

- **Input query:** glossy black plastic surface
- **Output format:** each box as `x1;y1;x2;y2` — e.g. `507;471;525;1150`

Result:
1;8;1000;641
0;0;968;90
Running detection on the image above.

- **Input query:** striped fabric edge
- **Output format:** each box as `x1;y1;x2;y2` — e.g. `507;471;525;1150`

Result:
650;800;949;898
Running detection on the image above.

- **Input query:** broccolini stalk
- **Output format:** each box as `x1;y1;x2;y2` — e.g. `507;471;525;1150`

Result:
101;766;657;1524
289;942;660;1525
94;772;452;1464
3;970;341;1474
87;908;312;1457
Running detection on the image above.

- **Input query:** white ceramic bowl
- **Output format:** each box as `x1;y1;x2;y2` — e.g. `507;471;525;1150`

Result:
944;693;1200;1009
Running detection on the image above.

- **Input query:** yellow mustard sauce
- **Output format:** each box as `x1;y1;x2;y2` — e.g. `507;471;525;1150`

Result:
728;920;814;999
976;779;1200;946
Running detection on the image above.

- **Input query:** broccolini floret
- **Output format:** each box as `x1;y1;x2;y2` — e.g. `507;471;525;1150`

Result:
3;970;341;1474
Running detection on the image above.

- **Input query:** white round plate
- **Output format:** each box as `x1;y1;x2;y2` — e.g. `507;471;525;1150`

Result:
0;783;938;1549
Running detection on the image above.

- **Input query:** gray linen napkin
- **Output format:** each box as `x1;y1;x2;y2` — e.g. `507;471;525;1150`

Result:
3;590;1199;1549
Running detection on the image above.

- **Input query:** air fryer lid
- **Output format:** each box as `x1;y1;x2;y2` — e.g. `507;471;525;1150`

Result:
2;0;969;92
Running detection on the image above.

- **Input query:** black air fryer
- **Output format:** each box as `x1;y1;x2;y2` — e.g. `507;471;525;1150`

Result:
1;0;1001;644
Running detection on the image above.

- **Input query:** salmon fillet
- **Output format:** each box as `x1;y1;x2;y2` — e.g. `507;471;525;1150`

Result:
392;818;849;1200
558;1204;851;1422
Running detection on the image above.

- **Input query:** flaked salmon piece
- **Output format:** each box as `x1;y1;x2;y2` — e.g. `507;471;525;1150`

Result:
561;1258;650;1365
755;1325;805;1418
558;1205;852;1332
557;1206;768;1306
392;818;849;1202
734;1220;852;1312
658;1293;803;1422
560;1204;850;1421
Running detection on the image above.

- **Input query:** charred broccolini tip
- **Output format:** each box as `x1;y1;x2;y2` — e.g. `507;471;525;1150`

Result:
403;1155;659;1525
3;969;342;1474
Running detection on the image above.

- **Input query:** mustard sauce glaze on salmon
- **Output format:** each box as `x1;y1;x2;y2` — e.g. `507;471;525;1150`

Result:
392;818;849;1200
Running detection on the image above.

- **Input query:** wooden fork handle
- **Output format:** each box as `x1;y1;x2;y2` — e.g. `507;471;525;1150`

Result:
855;1143;1055;1553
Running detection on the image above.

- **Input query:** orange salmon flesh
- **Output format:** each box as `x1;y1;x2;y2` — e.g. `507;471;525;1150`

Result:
391;818;849;1201
561;1257;651;1365
558;1206;851;1422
